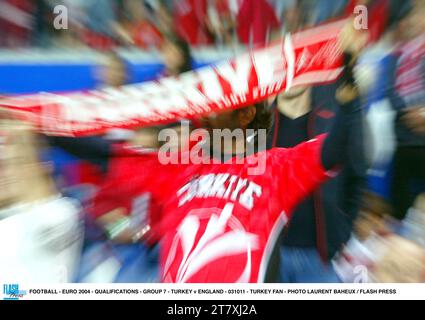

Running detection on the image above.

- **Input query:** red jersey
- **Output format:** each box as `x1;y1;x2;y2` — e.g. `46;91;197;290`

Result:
93;135;331;283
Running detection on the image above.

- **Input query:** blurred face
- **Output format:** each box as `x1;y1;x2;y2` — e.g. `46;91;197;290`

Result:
101;56;127;87
200;106;257;154
161;40;185;75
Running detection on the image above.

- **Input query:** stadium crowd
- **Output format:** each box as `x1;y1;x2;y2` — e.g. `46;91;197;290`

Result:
0;0;405;49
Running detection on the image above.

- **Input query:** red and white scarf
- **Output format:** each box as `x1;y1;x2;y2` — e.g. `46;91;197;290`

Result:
0;19;347;137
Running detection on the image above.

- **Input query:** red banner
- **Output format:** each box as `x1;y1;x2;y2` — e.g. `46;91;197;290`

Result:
0;19;347;137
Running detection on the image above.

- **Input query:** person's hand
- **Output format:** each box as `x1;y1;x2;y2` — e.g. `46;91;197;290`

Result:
402;106;425;135
336;82;359;104
335;19;367;105
335;52;360;105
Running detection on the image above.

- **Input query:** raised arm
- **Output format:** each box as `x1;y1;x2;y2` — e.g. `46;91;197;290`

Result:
321;52;362;170
274;52;364;213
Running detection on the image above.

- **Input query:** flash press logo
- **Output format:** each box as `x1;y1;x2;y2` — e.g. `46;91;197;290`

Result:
3;284;27;300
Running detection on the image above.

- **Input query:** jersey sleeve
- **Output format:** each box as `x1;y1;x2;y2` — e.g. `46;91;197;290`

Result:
270;134;335;217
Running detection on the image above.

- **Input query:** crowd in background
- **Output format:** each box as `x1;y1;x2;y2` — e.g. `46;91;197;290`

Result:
0;0;410;49
0;0;425;283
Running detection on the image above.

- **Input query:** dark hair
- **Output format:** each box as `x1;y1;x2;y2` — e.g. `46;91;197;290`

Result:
246;102;273;134
163;34;193;74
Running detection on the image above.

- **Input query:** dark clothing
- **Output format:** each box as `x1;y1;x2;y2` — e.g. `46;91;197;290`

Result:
273;112;317;246
385;53;425;219
274;113;310;147
391;146;425;220
47;136;111;173
268;83;366;262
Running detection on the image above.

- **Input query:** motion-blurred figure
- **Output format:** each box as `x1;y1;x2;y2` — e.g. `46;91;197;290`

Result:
267;72;366;283
160;35;192;76
159;35;193;153
388;1;425;220
0;113;83;283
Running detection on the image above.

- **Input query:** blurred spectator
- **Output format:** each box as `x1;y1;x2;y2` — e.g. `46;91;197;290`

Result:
47;53;164;282
0;116;83;282
50;53;130;198
267;80;366;283
387;2;425;220
158;35;193;153
98;52;160;148
334;192;425;283
4;0;405;49
160;35;192;76
98;53;148;145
